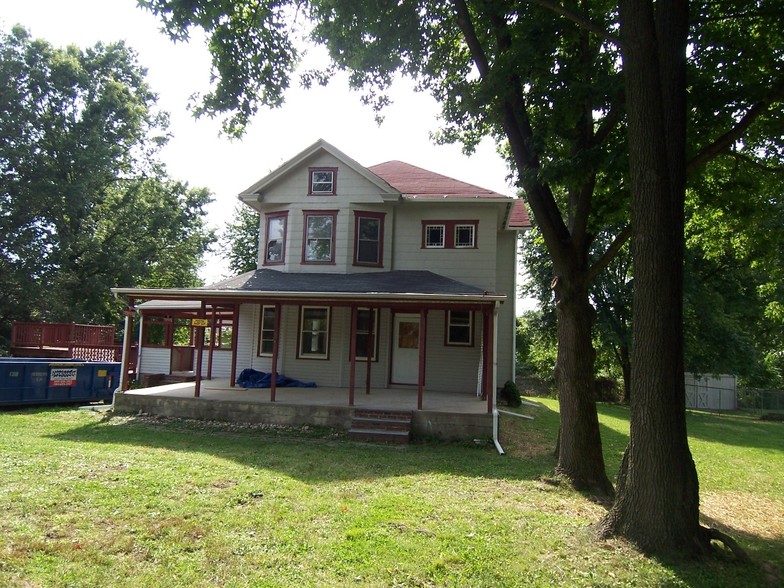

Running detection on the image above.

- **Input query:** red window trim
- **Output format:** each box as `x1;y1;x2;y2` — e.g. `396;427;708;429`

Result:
263;211;288;266
308;167;338;195
302;209;338;265
352;210;386;268
421;220;479;249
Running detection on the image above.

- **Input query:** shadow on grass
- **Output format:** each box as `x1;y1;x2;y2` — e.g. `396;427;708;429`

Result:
45;407;556;486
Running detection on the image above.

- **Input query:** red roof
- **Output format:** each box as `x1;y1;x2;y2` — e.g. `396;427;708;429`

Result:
368;160;508;200
369;160;530;228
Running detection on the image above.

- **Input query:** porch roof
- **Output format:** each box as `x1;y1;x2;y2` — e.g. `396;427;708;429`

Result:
113;269;506;306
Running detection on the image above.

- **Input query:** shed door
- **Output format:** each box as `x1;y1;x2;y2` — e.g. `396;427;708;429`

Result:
392;314;420;385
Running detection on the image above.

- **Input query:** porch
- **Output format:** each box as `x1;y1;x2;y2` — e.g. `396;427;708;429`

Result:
113;379;493;440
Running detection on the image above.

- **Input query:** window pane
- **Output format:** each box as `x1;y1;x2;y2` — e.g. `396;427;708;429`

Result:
425;225;445;248
258;306;276;356
356;217;380;264
300;307;329;357
311;170;334;193
455;225;474;248
266;217;285;262
448;310;472;345
305;215;333;262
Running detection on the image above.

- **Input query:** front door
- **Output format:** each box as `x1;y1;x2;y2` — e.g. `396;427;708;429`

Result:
392;314;420;385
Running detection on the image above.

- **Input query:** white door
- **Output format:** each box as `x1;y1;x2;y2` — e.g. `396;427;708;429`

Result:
392;314;420;385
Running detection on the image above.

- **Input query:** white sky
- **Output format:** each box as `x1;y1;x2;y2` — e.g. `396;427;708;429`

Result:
2;0;517;285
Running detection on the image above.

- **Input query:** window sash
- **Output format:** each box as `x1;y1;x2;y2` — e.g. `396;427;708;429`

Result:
309;168;336;194
354;308;378;360
304;213;335;262
299;306;330;358
257;305;276;356
454;224;475;248
425;224;445;248
265;215;286;263
446;310;473;346
356;216;381;265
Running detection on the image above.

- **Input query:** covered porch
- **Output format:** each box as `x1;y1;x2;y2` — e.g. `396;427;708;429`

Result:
112;378;494;440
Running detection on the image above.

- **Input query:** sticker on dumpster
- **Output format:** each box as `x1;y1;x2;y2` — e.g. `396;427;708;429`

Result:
50;367;78;387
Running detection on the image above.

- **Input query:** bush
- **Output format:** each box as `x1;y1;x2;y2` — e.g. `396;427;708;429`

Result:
499;380;523;407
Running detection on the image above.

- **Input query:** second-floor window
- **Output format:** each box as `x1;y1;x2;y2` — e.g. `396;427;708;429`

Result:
265;212;287;264
303;210;337;263
422;220;479;249
354;211;385;267
309;167;337;195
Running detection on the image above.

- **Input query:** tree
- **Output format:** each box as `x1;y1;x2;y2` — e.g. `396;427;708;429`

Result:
0;26;215;348
139;0;784;555
221;204;260;274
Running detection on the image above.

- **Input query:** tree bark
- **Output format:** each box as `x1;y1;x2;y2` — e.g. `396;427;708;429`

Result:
553;276;615;496
599;0;711;554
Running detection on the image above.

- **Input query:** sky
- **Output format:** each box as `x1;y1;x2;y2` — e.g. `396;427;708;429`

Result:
2;0;518;286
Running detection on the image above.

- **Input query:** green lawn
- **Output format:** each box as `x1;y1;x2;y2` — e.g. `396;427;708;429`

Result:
0;400;781;587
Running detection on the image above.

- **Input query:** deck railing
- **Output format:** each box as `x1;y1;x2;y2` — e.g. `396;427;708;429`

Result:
11;322;116;348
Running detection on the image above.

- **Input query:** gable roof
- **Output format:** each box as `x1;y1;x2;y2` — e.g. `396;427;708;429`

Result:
238;138;399;208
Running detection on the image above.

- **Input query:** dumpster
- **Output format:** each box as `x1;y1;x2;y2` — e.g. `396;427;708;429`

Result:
0;359;120;406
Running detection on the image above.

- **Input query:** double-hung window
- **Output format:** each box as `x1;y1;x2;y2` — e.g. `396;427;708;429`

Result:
264;212;287;264
303;210;337;263
354;308;379;361
446;310;473;346
257;305;276;356
354;211;385;266
309;167;337;195
299;306;330;359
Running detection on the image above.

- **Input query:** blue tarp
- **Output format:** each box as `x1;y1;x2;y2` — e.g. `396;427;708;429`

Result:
236;368;316;389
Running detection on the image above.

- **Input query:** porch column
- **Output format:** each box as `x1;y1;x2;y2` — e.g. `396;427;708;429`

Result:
229;304;240;387
365;307;373;395
483;305;495;413
119;304;135;392
270;302;281;402
194;302;206;398
348;305;357;406
417;308;428;410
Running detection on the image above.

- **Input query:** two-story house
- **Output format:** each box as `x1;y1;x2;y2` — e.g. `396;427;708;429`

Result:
111;139;529;437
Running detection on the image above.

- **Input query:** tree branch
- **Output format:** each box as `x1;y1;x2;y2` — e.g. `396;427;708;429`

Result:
528;0;623;50
687;83;784;174
587;224;632;284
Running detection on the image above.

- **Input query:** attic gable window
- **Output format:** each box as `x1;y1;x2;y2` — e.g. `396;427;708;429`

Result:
309;167;337;195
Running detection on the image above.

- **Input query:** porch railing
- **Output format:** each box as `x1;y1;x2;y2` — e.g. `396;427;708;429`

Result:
11;321;116;348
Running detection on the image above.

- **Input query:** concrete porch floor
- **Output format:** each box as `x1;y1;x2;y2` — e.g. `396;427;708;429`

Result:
113;379;494;440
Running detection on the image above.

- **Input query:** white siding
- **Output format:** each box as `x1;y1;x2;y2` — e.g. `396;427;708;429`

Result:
391;203;499;289
495;230;518;384
422;310;483;393
138;347;170;375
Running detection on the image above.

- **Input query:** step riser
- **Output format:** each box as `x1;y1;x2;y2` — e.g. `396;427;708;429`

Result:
349;409;413;444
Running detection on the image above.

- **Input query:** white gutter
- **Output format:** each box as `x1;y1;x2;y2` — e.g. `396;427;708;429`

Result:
491;301;505;455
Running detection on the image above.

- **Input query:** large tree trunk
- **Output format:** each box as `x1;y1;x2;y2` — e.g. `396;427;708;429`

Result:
553;275;615;496
599;0;711;554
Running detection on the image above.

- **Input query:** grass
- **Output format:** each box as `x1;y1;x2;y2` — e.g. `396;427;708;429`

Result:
0;401;781;587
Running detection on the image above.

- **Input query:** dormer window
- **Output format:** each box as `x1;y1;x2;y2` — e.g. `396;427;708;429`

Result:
309;167;337;195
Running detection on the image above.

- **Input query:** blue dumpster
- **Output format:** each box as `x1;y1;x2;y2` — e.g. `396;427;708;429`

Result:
0;359;120;406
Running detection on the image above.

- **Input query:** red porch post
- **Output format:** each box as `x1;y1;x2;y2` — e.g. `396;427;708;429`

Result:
365;307;374;395
484;305;495;413
348;305;357;406
229;304;240;387
270;303;281;402
417;308;428;410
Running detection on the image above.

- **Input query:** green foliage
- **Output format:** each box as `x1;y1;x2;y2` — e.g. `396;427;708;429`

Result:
0;26;216;349
220;204;260;275
515;311;557;381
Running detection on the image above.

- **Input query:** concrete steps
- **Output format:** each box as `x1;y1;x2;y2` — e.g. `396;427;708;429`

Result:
348;409;413;444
